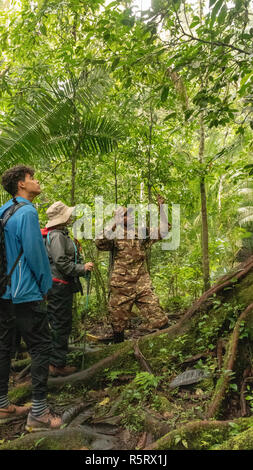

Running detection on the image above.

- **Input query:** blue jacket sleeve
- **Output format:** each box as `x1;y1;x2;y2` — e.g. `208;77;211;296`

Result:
19;209;52;295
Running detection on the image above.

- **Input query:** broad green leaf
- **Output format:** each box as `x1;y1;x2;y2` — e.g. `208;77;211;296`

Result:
164;112;177;121
210;0;223;28
40;24;47;35
217;5;227;25
161;86;169;103
111;57;120;71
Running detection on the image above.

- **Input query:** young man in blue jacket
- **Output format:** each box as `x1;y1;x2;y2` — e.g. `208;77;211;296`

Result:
0;165;62;431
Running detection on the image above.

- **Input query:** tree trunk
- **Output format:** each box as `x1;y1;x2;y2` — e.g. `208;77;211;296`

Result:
146;105;154;274
199;114;210;291
71;153;76;206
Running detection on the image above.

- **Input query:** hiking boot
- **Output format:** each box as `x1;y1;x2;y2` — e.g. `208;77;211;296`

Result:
97;331;125;344
0;404;30;425
132;327;157;337
149;319;170;332
97;335;114;344
158;320;170;330
113;331;125;344
25;409;63;432
131;322;169;338
49;364;77;377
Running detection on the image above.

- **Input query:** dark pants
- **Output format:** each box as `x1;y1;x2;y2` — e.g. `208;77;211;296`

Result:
0;299;51;400
47;283;73;367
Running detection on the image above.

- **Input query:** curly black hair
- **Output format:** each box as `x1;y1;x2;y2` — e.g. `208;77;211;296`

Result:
1;165;35;197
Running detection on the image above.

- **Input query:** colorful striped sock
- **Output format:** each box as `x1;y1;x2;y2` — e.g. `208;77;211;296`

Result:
31;399;48;417
0;395;10;409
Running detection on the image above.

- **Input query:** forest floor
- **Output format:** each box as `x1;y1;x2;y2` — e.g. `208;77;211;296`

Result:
2;256;253;451
0;315;245;451
0;317;179;450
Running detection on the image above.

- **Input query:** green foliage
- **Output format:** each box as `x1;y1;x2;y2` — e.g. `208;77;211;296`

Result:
106;369;134;381
245;384;253;413
111;371;162;431
0;0;252;311
132;371;161;394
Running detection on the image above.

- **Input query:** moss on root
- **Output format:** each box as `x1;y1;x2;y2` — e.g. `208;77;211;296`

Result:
145;417;253;450
5;265;253;452
47;267;253;393
212;426;253;450
8;383;31;404
0;427;92;450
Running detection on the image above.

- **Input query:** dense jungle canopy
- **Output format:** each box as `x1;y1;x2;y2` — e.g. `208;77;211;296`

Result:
0;0;253;453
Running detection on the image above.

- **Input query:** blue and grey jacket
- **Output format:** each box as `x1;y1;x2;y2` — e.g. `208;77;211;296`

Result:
0;196;52;303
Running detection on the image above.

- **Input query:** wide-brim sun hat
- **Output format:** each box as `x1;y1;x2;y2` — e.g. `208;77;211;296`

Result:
46;201;75;228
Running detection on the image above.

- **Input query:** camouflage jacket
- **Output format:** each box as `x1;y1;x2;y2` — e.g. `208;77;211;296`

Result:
95;227;160;285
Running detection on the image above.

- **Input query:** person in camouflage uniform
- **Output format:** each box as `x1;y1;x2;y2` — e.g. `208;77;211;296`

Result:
95;195;171;343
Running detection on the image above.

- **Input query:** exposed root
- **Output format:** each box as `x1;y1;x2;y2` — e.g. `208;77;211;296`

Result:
139;256;253;342
10;358;30;372
47;341;133;389
180;351;215;366
144;417;253;450
213;425;253;450
0;426;95;450
206;303;253;419
133;339;153;374
240;376;253;417
62;402;89;425
216;338;225;371
16;363;31;382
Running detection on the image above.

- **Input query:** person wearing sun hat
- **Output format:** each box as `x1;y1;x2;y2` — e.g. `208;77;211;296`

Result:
44;201;93;377
45;201;75;229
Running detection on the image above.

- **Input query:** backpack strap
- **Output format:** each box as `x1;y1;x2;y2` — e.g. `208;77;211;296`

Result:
1;199;28;283
1;198;27;227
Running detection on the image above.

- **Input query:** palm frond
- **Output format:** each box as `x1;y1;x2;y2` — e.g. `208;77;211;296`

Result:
238;206;253;226
0;79;123;172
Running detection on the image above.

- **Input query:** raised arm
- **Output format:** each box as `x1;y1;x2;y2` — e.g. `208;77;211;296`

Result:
95;224;116;251
148;194;171;244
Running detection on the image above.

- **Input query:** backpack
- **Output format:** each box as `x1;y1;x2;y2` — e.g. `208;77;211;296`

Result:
45;228;85;295
0;198;27;297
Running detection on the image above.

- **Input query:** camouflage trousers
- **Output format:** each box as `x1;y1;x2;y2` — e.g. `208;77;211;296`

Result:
108;272;168;333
